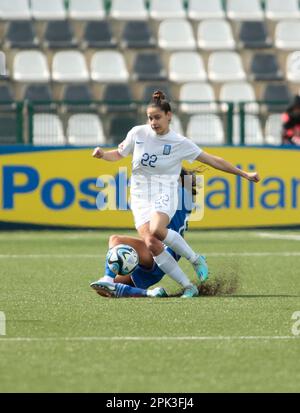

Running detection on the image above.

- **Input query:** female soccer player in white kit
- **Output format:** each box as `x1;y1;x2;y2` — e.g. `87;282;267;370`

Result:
93;91;260;297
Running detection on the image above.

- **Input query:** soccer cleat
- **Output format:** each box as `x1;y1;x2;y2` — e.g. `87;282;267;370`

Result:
181;284;199;298
147;287;168;298
192;255;209;282
90;281;117;298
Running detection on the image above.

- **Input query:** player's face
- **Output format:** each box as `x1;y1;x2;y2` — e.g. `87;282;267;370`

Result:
147;107;172;135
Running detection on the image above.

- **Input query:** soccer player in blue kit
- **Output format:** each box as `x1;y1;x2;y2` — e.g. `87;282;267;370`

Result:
91;168;198;298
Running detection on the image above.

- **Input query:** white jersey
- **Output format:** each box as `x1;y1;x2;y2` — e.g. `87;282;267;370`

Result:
118;124;202;196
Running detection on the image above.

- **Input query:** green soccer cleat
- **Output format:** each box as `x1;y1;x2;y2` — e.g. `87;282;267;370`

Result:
147;287;168;298
192;255;209;282
90;281;117;298
181;284;199;298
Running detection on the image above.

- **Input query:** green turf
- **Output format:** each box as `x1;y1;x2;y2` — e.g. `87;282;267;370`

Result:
0;230;300;392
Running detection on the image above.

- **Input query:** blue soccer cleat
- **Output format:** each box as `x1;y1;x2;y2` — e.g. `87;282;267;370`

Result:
192;255;209;282
181;284;199;298
147;287;168;298
90;281;117;298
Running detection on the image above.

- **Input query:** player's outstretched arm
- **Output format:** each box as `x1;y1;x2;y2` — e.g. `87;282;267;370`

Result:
92;147;123;162
196;151;260;182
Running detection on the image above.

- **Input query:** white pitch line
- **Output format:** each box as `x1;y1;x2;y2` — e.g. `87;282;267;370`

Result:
0;336;299;343
0;252;300;258
257;232;300;241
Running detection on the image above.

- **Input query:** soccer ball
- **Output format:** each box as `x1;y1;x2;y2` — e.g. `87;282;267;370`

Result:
106;244;139;275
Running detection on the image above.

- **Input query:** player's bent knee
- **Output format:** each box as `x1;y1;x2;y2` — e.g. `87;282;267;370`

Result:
109;234;122;247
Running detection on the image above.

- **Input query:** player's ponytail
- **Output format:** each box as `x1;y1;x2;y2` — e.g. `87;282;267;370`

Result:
149;90;172;113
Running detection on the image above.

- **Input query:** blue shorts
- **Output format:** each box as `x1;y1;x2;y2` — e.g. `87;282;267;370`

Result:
131;247;180;289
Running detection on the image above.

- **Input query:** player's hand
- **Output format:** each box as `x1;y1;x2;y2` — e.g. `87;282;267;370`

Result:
92;147;104;159
246;172;260;183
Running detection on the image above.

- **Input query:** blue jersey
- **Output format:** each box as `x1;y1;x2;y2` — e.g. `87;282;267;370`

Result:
131;187;192;289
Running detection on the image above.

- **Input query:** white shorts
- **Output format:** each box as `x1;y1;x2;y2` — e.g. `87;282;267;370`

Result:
130;191;178;229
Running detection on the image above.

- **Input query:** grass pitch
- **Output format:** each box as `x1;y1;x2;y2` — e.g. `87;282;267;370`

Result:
0;229;300;393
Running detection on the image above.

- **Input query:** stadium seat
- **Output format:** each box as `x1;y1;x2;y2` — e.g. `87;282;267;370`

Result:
0;116;18;144
265;0;300;20
67;114;105;145
233;114;264;145
250;53;283;81
91;51;129;82
43;20;78;48
121;21;155;49
142;83;172;102
219;82;259;114
83;21;117;48
158;19;196;51
150;0;186;20
238;22;272;49
197;19;235;50
13;51;50;82
0;84;15;112
179;82;217;114
188;0;225;20
110;0;148;20
5;21;39;49
109;116;137;144
275;20;300;50
31;0;66;20
226;0;264;21
68;0;106;20
186;114;225;145
132;53;167;81
102;84;135;113
170;114;184;135
169;52;207;83
0;0;31;20
24;84;53;102
63;84;94;112
0;51;6;77
263;83;292;113
52;51;89;82
265;114;283;145
208;52;246;82
286;51;300;82
33;113;65;145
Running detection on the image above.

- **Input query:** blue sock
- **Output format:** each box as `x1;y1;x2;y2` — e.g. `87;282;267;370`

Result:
105;258;116;278
115;283;148;298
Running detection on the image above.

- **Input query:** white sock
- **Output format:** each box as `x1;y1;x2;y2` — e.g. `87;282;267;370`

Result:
153;250;191;288
163;229;198;263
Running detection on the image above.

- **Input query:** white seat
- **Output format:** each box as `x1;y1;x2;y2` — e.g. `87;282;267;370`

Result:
31;0;66;20
188;0;225;20
169;52;207;83
219;82;259;113
233;114;264;145
179;82;217;114
265;114;282;145
187;114;225;145
275;20;300;50
67;114;106;145
33;114;65;145
150;0;186;20
110;0;148;20
198;19;235;50
265;0;300;20
52;51;89;82
0;0;31;19
68;0;106;20
13;51;50;82
208;52;246;82
170;114;184;135
0;51;6;76
158;19;196;51
91;51;129;82
227;0;264;21
286;51;300;82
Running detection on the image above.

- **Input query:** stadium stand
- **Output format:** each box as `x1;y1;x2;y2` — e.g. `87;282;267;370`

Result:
1;0;300;145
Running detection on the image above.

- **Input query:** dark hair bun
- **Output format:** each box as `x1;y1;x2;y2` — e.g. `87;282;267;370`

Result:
152;90;166;102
